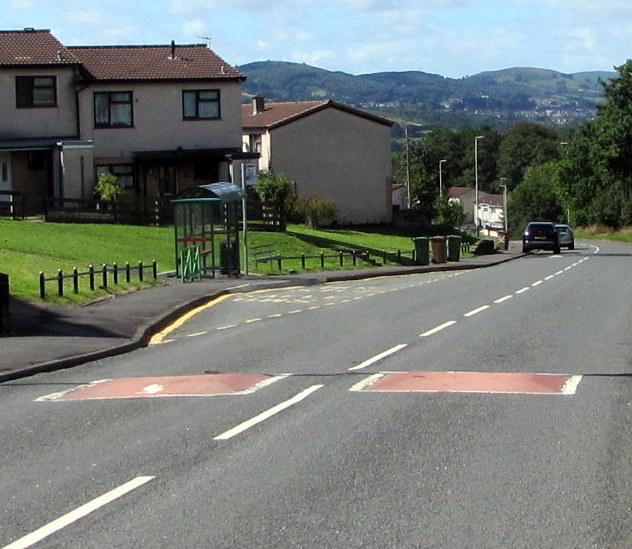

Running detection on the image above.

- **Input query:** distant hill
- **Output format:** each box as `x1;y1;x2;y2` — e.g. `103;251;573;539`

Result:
238;61;615;128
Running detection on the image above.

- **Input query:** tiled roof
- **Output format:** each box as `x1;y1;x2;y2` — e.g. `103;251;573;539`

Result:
242;99;393;130
242;100;330;129
449;186;474;198
69;44;244;82
0;29;78;66
448;186;504;206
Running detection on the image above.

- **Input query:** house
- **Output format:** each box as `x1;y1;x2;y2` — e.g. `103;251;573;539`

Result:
0;29;92;215
0;29;255;216
242;96;394;225
448;186;505;229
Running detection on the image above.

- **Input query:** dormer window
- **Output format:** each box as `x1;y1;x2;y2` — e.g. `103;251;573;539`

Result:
16;76;57;108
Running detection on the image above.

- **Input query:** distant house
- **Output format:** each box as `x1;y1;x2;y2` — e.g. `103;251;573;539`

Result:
242;96;394;225
392;182;407;210
0;29;255;216
448;186;505;229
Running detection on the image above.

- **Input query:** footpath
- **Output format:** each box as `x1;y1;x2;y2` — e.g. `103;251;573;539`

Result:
0;243;525;382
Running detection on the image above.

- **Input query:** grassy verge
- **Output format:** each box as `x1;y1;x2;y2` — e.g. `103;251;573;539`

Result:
0;220;173;304
0;219;467;304
575;226;632;243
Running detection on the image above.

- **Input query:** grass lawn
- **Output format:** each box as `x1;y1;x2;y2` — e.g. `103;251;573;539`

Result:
0;219;465;304
0;220;174;304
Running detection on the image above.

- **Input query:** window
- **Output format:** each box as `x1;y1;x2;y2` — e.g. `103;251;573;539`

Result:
16;76;56;107
96;164;134;188
183;89;220;119
94;92;133;128
249;134;262;153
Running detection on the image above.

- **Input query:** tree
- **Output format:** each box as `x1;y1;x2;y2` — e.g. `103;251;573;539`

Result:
508;162;564;236
560;60;632;228
435;192;464;228
497;122;561;190
255;170;295;210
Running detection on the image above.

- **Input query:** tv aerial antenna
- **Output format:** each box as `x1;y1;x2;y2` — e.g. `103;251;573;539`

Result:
198;35;212;48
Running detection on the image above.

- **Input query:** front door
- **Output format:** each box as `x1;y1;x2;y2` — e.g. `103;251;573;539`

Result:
0;152;12;207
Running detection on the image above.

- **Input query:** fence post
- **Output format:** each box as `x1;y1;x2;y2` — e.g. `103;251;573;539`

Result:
398;250;402;263
352;251;357;266
277;257;282;270
152;260;157;280
113;263;118;285
321;252;325;268
39;272;45;299
138;261;144;282
339;251;344;267
102;264;107;289
301;253;306;269
126;262;131;283
89;265;95;291
57;269;63;297
73;267;79;294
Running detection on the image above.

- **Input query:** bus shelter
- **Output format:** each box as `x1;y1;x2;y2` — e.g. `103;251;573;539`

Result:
172;182;246;281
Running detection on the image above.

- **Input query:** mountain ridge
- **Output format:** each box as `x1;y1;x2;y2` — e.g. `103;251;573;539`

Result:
238;61;615;127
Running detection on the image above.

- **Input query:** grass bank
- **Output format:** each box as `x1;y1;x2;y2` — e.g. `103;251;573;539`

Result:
0;220;438;304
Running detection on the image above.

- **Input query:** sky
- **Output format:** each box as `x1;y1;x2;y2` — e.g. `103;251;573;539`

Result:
5;0;632;78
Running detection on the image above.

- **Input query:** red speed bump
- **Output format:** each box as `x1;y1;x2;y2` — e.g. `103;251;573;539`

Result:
36;373;288;401
350;371;582;395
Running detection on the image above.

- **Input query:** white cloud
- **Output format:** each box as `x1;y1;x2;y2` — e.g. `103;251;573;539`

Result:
182;18;207;37
8;0;35;9
290;49;336;67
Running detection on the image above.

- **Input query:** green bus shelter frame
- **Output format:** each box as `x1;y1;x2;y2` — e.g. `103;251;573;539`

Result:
172;183;246;281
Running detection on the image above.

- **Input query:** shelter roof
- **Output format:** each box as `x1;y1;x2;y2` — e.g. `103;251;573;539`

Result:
174;182;246;202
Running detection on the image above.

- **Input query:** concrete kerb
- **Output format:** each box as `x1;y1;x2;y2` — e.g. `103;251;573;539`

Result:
0;251;526;383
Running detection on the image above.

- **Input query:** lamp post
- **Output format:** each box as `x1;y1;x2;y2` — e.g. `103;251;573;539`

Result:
499;178;508;233
405;125;411;209
439;159;447;198
474;135;484;235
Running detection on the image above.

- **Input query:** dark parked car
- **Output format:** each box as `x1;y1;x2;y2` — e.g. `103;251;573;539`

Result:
555;224;575;249
522;222;560;254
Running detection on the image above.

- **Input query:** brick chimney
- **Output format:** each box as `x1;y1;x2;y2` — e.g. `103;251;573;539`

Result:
252;95;265;115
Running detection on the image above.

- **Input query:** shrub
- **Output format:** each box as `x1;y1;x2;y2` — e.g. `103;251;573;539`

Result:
94;173;122;201
293;195;338;227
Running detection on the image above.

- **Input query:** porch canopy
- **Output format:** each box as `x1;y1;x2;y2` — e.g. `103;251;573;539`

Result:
171;182;246;279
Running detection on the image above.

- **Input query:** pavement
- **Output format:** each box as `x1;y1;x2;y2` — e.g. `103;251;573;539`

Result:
0;242;525;382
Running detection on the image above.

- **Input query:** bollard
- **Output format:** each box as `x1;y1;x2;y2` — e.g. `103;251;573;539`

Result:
57;269;64;296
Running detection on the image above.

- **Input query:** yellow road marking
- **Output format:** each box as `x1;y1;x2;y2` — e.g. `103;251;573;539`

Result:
149;293;233;345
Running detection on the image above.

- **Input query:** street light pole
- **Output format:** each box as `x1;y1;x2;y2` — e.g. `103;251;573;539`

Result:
474;135;484;235
439;159;447;198
499;178;508;233
405;126;411;209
